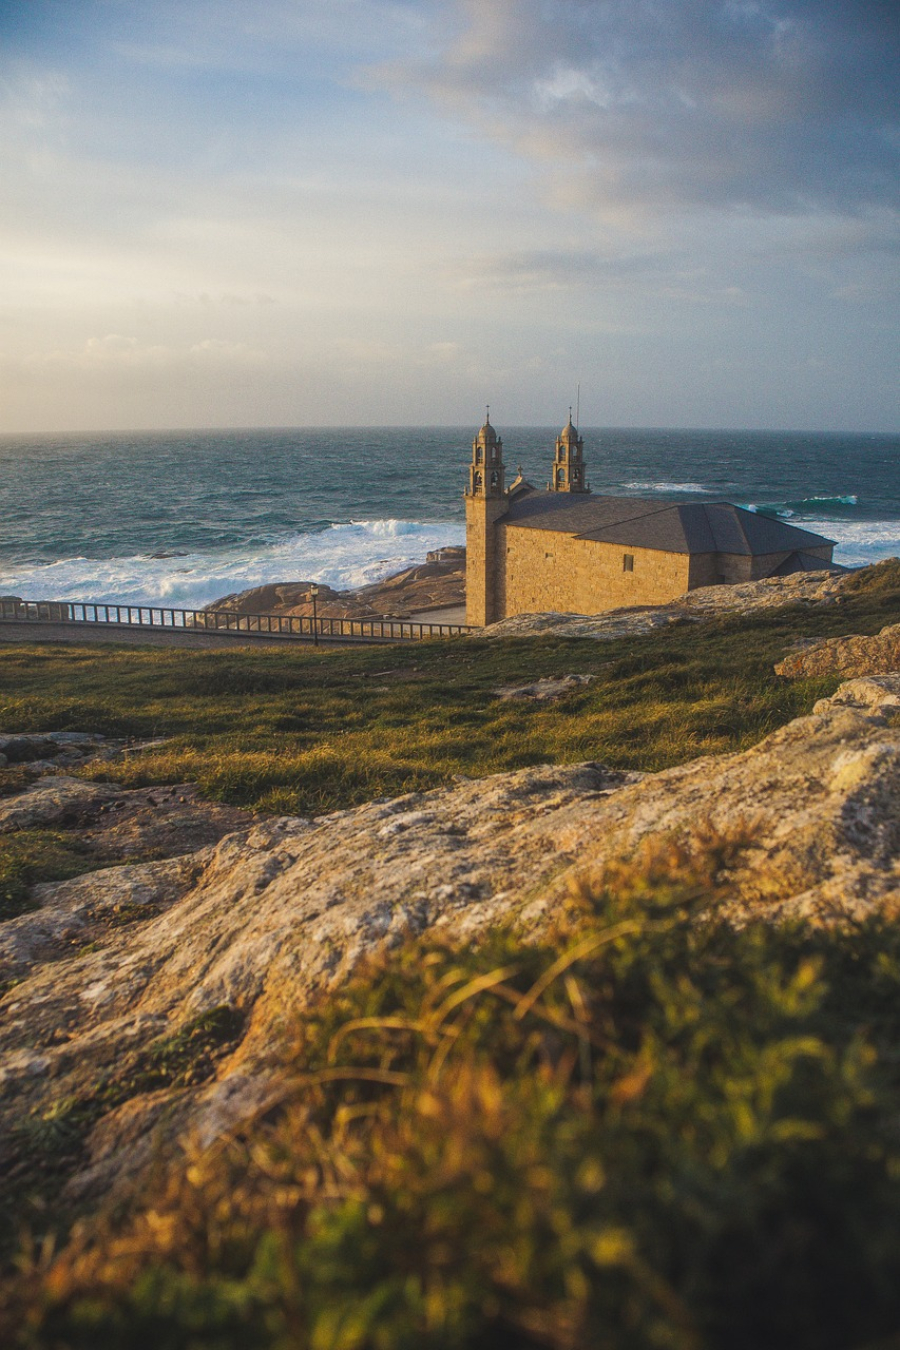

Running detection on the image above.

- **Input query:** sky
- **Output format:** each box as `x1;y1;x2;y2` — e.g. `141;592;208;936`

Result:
1;0;898;433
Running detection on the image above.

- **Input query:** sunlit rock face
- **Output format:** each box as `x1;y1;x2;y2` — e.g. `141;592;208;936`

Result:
776;623;900;680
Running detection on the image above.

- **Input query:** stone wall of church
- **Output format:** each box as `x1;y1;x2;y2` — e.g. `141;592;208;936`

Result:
704;544;834;585
498;525;693;616
687;553;720;589
466;496;508;626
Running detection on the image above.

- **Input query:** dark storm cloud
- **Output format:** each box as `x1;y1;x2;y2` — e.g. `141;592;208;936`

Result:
379;0;900;215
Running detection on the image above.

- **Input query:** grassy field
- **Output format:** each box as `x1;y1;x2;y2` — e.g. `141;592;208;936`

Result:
4;566;900;821
4;566;899;913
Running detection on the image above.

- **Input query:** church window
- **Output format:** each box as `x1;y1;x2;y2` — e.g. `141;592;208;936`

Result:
623;554;634;572
557;468;564;485
475;447;483;463
474;471;483;490
490;471;498;486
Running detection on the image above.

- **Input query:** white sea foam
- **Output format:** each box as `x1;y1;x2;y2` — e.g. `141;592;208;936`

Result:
0;519;466;610
622;481;712;494
804;519;900;568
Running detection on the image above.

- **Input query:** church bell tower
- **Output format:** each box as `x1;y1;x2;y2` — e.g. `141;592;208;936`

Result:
465;411;507;626
548;412;589;493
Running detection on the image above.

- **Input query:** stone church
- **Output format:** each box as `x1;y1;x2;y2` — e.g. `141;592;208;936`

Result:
465;415;836;627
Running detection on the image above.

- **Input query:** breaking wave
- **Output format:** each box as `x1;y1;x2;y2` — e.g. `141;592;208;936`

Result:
744;494;860;519
804;519;900;568
0;519;466;611
621;481;713;494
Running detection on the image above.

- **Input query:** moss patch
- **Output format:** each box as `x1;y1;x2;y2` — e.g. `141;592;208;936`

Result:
0;830;97;921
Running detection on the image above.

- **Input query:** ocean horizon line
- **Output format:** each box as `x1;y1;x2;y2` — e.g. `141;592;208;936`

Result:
3;422;899;441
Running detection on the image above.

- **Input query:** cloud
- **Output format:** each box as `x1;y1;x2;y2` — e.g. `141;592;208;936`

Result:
374;0;900;218
23;334;268;372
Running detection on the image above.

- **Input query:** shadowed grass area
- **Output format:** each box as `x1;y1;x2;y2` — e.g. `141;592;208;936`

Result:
2;564;899;816
0;830;97;921
8;844;900;1348
0;1006;246;1262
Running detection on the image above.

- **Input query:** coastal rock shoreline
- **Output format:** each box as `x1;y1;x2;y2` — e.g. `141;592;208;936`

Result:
203;545;466;621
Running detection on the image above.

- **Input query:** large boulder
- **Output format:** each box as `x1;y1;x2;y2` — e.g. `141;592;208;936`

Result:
775;622;900;679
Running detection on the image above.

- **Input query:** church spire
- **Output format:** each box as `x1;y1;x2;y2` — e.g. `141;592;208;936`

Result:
467;411;506;498
548;412;589;493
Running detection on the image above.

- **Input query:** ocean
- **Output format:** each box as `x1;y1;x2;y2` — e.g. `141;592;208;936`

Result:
1;426;898;610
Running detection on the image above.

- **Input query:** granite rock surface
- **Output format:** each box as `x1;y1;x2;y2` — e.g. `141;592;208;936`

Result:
775;622;900;680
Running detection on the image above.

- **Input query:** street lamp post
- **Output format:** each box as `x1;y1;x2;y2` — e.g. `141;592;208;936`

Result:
309;584;319;647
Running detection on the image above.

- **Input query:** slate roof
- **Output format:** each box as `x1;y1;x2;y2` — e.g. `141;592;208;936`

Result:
503;489;835;556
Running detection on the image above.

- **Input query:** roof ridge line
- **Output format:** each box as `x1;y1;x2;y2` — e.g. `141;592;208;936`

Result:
569;496;697;539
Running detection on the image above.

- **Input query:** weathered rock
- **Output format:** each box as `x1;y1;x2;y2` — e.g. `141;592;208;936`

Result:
0;855;207;979
495;674;596;701
205;547;466;621
4;674;900;1216
0;732;170;790
775;622;900;679
0;776;122;832
0;778;252;863
0;732;103;763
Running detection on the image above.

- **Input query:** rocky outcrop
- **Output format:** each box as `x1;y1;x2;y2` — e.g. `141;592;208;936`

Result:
4;674;900;1217
205;547;465;621
775;622;900;680
0;731;115;771
0;775;252;857
484;568;848;639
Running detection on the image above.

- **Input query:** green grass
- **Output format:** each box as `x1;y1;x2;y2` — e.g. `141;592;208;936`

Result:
2;563;899;817
0;829;98;921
